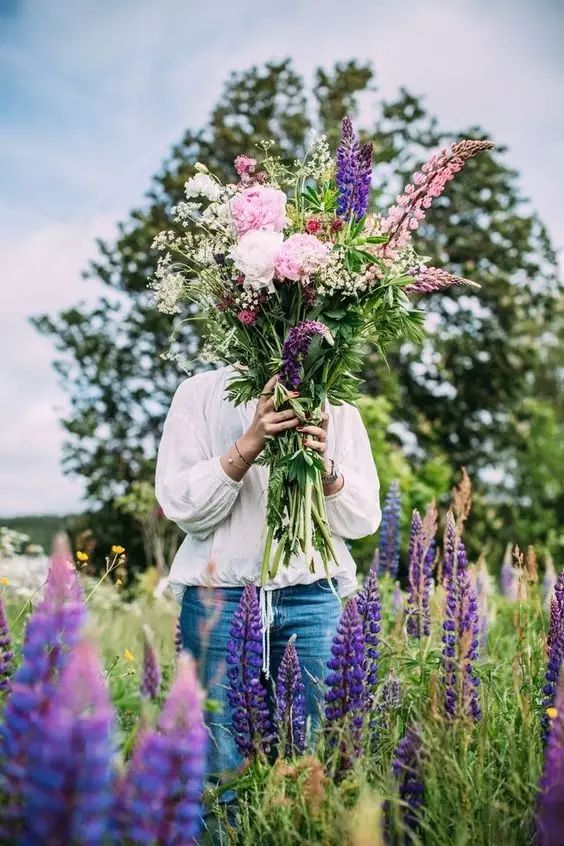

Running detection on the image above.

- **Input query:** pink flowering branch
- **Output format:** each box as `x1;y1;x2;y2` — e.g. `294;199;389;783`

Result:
381;139;495;251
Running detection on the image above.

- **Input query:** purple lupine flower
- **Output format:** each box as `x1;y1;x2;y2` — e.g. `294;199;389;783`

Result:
441;542;481;721
547;571;564;657
22;640;115;846
140;625;161;701
404;265;480;295
442;510;456;585
377;480;401;578
542;627;564;745
357;569;382;701
174;617;183;656
500;543;518;600
335;116;373;222
324;597;366;765
405;507;435;639
113;654;207;845
474;558;492;650
0;593;13;693
226;585;273;758
380;139;495;251
377;672;401;715
537;668;564;845
391;726;425;835
391;582;405;617
279;320;331;390
0;538;86;835
274;637;306;757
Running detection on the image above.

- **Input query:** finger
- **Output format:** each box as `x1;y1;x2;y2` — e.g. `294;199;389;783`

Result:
303;437;326;453
269;409;299;423
321;410;329;427
297;425;327;441
268;418;300;433
263;374;279;392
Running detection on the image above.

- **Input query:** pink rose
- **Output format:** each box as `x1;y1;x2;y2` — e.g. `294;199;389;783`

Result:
274;234;331;282
231;186;287;236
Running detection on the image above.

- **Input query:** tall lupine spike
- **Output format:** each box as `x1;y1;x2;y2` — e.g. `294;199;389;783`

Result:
542;555;558;609
140;625;161;701
500;542;518;600
391;727;425;836
357;570;382;703
274;637;306;757
537;667;564;845
404;265;481;294
547;571;564;657
0;535;87;834
542;627;564;745
0;593;13;693
335;117;373;221
226;585;273;758
474;556;493;650
377;480;401;578
406;505;436;639
377;672;401;716
113;654;207;845
442;510;457;586
441;541;481;721
22;640;115;846
324;597;366;767
279;320;331;390
174;617;183;656
380;139;495;251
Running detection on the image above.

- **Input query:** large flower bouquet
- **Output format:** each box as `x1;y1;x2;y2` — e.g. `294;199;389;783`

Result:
152;118;493;584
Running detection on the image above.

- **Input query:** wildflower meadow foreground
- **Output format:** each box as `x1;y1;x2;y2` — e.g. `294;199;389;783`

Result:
0;479;563;845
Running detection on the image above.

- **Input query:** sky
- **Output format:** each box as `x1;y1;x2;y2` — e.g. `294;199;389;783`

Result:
0;0;562;516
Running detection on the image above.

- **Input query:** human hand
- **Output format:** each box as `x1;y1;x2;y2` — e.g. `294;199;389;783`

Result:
242;375;301;455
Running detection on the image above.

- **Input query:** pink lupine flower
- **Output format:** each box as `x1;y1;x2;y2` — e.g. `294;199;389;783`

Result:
381;139;495;251
404;266;480;295
274;233;331;282
231;185;287;236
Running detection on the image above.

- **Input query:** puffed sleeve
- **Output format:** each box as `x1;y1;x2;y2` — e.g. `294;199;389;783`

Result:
155;375;243;539
324;404;381;540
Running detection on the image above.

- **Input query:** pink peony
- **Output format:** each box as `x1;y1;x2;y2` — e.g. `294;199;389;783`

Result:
231;186;287;236
274;234;331;282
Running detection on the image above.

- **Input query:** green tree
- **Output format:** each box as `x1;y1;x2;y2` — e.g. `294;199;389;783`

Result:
34;59;563;567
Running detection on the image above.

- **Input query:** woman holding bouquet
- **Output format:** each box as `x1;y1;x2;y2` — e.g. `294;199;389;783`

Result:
156;365;381;777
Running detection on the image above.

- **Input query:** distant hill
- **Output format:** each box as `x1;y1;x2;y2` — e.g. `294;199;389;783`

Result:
0;514;78;552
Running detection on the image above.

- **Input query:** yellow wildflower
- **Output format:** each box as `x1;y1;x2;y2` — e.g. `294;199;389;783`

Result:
0;576;9;585
124;649;135;662
112;545;125;555
546;706;558;720
76;551;89;562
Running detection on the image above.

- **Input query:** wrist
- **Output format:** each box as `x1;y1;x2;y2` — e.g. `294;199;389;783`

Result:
239;429;264;461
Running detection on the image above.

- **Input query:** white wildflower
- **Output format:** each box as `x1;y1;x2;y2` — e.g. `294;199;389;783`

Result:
151;258;185;314
184;173;221;201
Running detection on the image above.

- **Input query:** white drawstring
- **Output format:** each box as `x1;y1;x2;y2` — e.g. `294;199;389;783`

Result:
259;585;274;679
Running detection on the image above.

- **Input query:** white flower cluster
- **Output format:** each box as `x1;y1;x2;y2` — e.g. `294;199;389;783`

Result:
151;230;178;252
0;526;43;558
150;256;185;314
298;132;334;181
184;172;221;201
171;201;202;226
315;252;371;298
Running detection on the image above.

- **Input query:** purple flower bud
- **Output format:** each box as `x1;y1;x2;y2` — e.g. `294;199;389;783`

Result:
22;640;115;845
376;481;401;578
113;654;207;845
0;593;13;693
357;570;382;700
442;511;456;585
279;320;330;390
140;625;161;701
274;637;306;757
547;571;564;658
226;585;273;758
324;597;366;767
391;726;425;834
441;541;481;721
542;627;564;745
377;672;401;715
0;540;87;835
537;667;564;846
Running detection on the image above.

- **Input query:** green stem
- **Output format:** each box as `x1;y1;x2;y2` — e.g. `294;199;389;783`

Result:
269;541;285;581
304;476;313;568
261;525;274;586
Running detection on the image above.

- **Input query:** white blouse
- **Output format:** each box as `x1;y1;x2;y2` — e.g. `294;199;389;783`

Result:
156;366;381;604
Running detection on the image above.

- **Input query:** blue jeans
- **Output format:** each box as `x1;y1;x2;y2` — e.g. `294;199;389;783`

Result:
179;580;342;781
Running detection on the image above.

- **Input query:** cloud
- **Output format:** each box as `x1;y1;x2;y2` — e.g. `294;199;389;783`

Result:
1;0;562;514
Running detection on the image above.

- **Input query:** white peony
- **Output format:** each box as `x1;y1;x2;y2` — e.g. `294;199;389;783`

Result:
184;173;221;201
229;230;284;292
